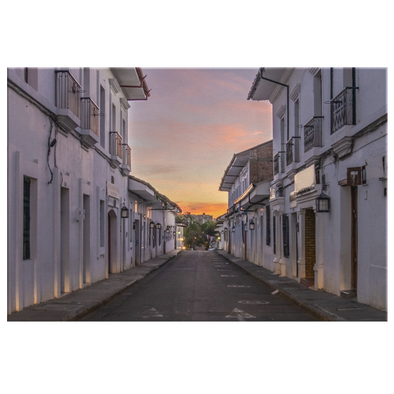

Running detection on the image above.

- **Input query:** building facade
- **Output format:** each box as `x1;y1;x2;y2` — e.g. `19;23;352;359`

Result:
7;68;181;314
192;213;213;224
219;140;274;266
247;67;387;310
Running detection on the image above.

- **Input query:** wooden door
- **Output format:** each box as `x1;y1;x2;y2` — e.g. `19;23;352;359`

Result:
108;212;111;274
351;186;358;290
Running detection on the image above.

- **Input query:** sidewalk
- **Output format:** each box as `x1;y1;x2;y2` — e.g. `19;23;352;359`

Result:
7;250;182;321
216;249;387;321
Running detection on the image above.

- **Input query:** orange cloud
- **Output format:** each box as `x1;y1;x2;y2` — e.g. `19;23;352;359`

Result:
177;201;228;219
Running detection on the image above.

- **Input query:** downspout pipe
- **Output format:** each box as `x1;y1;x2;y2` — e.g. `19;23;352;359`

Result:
259;68;290;141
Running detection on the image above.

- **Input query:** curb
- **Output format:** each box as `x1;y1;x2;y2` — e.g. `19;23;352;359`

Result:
215;250;337;321
72;251;182;321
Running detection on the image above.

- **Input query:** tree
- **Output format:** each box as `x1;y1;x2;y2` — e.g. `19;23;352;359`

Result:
180;216;218;249
201;220;216;236
183;220;203;249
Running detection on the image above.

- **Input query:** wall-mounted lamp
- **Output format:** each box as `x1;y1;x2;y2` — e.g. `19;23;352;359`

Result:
121;206;129;218
156;223;162;229
166;226;170;234
232;225;235;233
316;175;330;213
316;192;330;213
150;221;155;229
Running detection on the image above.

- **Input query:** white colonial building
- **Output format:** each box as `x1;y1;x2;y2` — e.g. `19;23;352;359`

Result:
247;67;387;310
7;68;181;314
219;141;274;267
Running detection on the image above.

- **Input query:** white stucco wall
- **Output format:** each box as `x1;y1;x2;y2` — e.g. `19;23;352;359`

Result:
266;67;387;310
8;67;178;314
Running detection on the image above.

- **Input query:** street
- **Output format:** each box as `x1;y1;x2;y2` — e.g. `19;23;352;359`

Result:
83;251;318;321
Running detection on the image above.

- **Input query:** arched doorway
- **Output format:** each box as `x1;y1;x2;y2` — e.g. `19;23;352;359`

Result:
107;209;118;275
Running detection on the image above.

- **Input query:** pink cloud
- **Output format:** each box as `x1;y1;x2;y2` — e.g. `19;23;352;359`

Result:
128;69;273;220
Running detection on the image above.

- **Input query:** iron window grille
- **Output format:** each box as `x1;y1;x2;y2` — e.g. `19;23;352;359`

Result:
330;87;356;134
304;116;323;152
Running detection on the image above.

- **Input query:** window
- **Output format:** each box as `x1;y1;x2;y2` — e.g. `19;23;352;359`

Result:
280;118;285;172
294;99;300;162
112;103;116;130
314;70;322;117
266;205;271;246
100;86;106;148
283;214;290;258
331;68;356;134
23;176;31;260
24;68;38;90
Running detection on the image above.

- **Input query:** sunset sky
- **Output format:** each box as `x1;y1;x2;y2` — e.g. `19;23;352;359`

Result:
128;68;273;219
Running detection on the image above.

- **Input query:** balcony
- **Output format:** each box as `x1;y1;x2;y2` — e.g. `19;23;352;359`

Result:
79;98;99;147
304;116;323;152
55;70;81;132
109;132;123;165
120;144;132;174
273;152;279;175
331;87;355;134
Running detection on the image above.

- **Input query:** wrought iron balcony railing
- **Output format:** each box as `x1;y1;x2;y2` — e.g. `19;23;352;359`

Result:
304;116;323;152
331;87;355;134
109;132;123;159
122;144;131;168
55;70;81;119
81;98;99;136
273;152;279;175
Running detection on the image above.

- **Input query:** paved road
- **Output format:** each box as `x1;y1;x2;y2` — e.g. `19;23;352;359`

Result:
83;250;318;321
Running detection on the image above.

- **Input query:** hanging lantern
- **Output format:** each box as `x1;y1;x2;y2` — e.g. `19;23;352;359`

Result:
316;192;330;213
249;219;255;230
121;206;129;218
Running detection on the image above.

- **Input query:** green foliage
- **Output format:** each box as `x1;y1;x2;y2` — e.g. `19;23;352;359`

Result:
183;218;217;249
200;220;217;236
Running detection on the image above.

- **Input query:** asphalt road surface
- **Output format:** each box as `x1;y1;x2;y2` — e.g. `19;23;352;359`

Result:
83;251;318;321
